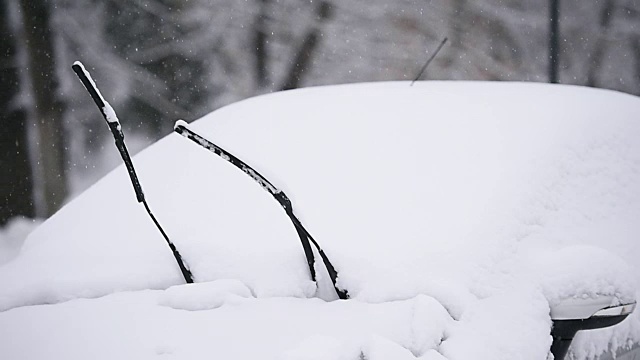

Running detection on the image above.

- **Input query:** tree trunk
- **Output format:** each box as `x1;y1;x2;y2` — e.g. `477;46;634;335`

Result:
0;0;34;226
633;36;640;95
549;0;560;83
279;1;333;91
19;0;67;217
587;0;616;87
253;0;271;88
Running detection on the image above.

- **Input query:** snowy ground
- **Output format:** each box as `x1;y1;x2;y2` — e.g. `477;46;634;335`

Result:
0;82;639;359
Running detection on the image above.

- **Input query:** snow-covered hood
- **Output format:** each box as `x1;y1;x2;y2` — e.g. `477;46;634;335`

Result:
1;81;639;359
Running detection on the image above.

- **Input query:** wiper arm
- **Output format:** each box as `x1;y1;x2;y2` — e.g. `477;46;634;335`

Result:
72;62;194;284
174;121;347;299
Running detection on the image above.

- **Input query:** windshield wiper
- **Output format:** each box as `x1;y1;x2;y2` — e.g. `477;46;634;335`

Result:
72;62;194;284
174;121;348;300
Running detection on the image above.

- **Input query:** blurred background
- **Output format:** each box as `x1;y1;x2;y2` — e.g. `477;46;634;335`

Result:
1;0;639;229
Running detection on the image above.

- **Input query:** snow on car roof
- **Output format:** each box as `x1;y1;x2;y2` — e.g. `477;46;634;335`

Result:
0;81;639;359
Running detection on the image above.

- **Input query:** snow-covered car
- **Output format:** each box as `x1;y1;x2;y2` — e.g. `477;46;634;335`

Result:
0;80;639;360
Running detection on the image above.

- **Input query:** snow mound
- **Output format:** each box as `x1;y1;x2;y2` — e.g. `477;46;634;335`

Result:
440;286;552;360
159;279;253;311
361;335;419;360
0;290;455;360
280;335;350;360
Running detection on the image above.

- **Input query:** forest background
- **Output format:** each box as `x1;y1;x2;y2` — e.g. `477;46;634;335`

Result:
1;0;639;226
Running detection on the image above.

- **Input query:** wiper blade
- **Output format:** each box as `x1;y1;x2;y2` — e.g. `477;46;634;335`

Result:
72;61;194;284
174;121;347;299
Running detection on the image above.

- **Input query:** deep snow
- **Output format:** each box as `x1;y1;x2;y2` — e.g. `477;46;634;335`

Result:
1;81;639;359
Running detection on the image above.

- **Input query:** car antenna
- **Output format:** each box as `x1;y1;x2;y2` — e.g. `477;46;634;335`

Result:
411;37;448;86
174;121;348;300
71;61;194;284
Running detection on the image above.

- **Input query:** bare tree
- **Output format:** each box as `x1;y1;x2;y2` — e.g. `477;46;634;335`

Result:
249;0;336;91
16;0;67;218
279;1;334;90
634;37;640;91
253;0;271;88
587;0;616;87
0;0;34;225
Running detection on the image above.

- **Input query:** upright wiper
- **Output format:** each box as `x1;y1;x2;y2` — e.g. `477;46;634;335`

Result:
72;61;194;284
174;121;348;300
